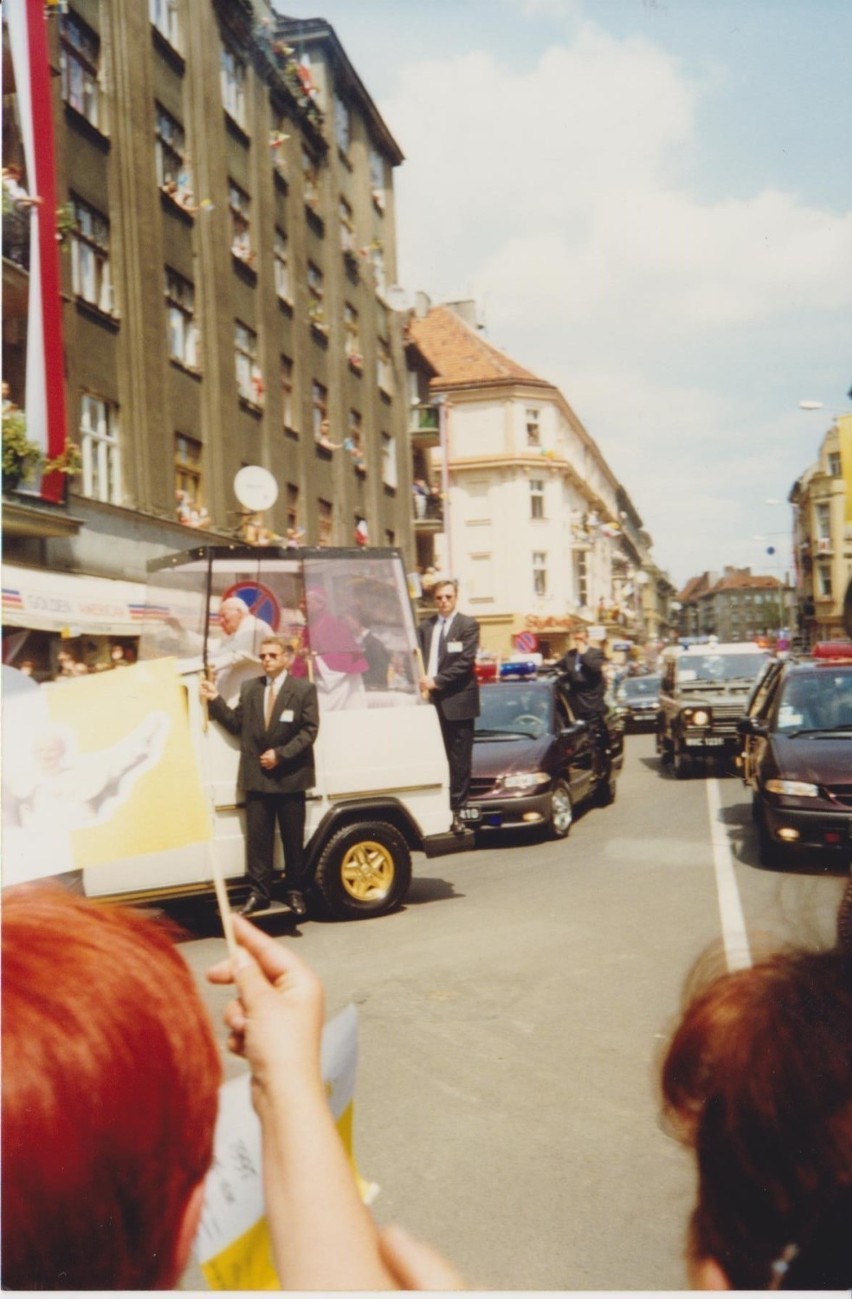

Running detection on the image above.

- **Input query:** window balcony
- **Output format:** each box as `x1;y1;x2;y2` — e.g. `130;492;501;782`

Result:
412;490;443;530
408;403;440;447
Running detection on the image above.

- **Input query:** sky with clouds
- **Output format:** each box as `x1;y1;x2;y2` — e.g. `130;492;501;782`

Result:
277;0;852;587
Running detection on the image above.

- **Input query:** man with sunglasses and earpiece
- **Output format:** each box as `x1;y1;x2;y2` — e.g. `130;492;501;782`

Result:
201;636;319;917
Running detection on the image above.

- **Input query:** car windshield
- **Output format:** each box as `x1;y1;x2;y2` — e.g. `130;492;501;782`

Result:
775;668;852;733
475;682;553;737
677;653;768;685
619;675;660;699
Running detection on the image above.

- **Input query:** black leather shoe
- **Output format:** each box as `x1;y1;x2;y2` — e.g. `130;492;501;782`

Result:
451;813;465;834
237;891;268;917
285;890;307;918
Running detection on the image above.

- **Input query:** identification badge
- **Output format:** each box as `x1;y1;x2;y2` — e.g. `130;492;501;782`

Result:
279;708;295;722
447;640;463;652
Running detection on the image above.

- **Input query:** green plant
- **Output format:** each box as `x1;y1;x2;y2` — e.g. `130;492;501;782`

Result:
3;402;81;487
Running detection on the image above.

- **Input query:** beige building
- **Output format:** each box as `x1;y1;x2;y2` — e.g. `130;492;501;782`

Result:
407;300;666;659
789;414;852;644
3;1;416;672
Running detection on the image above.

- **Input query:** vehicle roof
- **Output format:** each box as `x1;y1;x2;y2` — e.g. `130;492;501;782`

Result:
665;641;766;656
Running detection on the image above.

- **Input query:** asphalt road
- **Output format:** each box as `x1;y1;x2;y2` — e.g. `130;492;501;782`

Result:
177;732;846;1292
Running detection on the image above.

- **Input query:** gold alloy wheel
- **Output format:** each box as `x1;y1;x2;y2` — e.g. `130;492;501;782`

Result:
339;839;395;901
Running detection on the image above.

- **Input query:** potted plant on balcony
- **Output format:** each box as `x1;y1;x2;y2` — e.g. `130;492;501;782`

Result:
2;396;82;490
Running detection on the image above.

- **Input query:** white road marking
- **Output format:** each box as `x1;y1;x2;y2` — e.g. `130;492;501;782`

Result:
706;777;752;971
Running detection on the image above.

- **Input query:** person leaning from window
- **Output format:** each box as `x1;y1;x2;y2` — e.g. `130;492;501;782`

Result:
201;635;318;918
418;577;480;833
555;626;610;774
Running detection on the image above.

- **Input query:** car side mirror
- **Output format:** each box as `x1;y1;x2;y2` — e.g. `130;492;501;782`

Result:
738;716;767;737
561;720;588;739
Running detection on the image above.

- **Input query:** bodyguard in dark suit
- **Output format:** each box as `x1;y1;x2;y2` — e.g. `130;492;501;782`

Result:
418;578;480;832
200;636;319;917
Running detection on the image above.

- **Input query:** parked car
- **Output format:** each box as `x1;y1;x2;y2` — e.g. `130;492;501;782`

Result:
657;641;771;778
460;672;624;838
738;651;852;869
615;674;661;731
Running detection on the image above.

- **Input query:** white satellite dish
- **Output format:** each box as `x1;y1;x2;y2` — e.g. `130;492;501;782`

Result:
385;284;415;312
234;465;278;512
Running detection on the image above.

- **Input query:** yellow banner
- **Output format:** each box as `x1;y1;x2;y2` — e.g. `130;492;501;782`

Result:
2;659;210;885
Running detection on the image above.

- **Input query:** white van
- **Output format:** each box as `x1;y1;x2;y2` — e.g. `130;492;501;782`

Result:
6;547;472;920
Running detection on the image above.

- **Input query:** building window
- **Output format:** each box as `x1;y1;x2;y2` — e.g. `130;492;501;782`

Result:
311;381;328;439
369;144;384;211
286;482;299;535
307;262;325;329
155;105;193;206
70;196;113;314
346;410;365;471
79;392;120;503
817;564;832;598
828;451;841;476
270;113;289;180
815;501;831;540
280;355;294;431
574;551;588;609
344;303;361;367
235;321;263;405
302;147;320;210
273;228;290;302
533;551;547;598
377;339;393;394
339;196;355;252
165;268;198;368
60;11;102;130
382;432;397;488
530;478;544;519
228;180;252;263
371;243;386;296
174;434;203;517
526;408;541;447
221;46;246;127
149;0;179;49
318;498;333;546
334;92;350;155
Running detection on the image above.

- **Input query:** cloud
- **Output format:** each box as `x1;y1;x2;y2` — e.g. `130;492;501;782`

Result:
381;20;852;582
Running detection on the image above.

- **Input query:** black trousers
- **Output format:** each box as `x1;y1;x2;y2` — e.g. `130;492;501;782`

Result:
244;790;306;898
438;714;475;811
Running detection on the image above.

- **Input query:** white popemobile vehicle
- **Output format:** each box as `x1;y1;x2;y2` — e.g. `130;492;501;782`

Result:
78;546;472;920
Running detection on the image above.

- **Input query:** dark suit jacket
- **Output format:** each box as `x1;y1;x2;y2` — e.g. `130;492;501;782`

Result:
209;672;319;793
555;646;606;718
419;611;480;721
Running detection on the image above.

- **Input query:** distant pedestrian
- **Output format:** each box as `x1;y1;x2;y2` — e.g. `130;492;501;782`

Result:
418;578;480;832
556;627;610;775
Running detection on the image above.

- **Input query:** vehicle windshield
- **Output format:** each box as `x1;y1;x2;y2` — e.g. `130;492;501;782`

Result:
676;653;768;685
775;668;852;733
619;675;660;699
475;682;553;737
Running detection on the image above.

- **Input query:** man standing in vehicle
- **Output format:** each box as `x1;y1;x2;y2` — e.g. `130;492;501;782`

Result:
556;627;610;775
201;636;319;918
418;578;480;833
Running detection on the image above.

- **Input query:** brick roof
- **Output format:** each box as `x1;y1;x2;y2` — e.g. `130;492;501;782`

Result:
677;572;714;604
709;571;782;594
408;306;552;390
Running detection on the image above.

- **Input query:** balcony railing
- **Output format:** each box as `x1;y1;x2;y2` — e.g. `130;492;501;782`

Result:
413;491;443;526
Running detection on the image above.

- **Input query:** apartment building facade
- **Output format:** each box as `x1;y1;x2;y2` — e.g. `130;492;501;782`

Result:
3;0;413;670
789;414;852;644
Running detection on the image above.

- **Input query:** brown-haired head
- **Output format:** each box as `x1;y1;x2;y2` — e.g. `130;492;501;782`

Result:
661;948;852;1289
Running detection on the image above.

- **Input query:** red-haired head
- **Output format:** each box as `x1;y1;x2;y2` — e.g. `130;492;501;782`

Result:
661;948;852;1290
2;885;222;1290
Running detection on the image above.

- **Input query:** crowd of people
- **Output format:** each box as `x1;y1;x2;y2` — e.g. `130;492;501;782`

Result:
3;879;849;1290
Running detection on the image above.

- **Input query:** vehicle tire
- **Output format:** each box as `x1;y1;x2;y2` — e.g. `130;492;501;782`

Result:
313;822;412;920
757;806;787;870
548;779;573;839
596;764;617;806
673;741;692;780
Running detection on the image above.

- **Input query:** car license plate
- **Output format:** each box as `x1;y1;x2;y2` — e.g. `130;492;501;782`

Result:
703;737;724;746
459;806;482;823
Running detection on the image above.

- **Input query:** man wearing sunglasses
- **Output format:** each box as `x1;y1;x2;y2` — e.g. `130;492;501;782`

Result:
201;636;319;917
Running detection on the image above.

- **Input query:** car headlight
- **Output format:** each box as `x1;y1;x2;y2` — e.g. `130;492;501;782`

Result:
764;778;820;797
500;771;551;791
683;708;711;726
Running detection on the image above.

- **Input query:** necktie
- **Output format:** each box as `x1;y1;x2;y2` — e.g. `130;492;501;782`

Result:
439;619;448;654
264;678;275;727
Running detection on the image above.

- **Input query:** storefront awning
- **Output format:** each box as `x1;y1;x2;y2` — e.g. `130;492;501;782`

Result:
2;564;149;636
